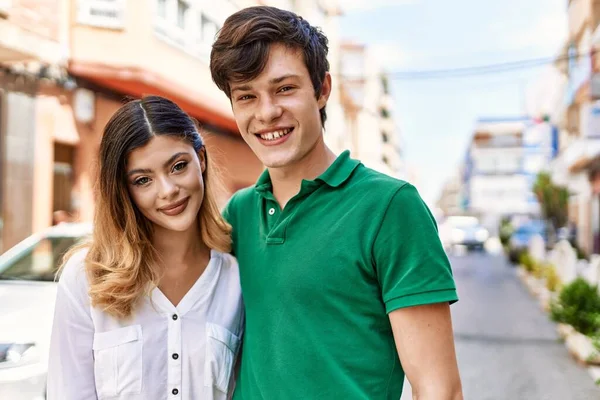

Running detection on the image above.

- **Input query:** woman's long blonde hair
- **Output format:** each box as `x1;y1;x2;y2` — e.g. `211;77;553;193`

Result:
62;96;231;319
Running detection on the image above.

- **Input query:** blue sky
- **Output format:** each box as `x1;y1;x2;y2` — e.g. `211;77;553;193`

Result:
339;0;568;205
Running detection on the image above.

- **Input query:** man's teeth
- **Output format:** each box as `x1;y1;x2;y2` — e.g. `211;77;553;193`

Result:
259;128;292;141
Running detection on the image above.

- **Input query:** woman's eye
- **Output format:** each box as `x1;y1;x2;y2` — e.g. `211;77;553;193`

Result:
173;161;188;172
238;95;253;101
134;177;150;186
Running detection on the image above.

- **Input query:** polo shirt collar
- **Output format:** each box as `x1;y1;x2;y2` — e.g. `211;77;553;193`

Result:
254;150;360;194
255;168;273;194
316;150;360;187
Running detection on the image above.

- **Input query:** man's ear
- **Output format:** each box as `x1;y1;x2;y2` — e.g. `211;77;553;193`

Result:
317;72;332;109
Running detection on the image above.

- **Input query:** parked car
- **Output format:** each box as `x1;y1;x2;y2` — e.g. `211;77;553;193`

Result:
0;222;91;400
440;216;489;251
507;220;547;263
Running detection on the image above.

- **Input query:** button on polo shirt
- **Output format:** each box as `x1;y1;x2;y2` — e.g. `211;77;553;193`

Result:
224;150;458;400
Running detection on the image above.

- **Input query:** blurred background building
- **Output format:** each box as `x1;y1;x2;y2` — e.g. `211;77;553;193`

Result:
0;0;405;253
548;0;600;255
433;0;600;257
460;116;557;233
436;171;463;217
337;40;405;178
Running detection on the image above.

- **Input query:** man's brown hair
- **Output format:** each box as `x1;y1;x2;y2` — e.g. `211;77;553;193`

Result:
210;6;330;127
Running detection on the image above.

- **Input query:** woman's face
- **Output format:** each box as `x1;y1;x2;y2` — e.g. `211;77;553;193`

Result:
126;135;206;234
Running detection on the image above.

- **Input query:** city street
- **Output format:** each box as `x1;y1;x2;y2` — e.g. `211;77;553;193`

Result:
402;250;600;400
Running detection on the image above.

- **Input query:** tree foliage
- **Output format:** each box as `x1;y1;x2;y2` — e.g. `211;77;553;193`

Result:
533;172;569;229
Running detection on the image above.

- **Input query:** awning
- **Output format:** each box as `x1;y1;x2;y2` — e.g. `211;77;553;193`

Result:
68;61;239;134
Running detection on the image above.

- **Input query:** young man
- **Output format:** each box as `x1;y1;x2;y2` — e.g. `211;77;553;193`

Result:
211;6;462;399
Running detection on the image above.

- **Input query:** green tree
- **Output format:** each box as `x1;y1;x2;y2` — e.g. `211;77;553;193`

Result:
499;216;513;247
533;172;569;230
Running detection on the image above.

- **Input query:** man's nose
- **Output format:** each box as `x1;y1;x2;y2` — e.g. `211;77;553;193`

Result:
255;96;283;123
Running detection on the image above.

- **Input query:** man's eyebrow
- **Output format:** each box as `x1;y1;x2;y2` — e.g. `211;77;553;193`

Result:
231;84;252;94
230;74;301;94
127;152;188;177
269;74;300;84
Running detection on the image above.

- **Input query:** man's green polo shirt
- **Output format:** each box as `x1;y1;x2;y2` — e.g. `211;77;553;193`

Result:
224;150;458;400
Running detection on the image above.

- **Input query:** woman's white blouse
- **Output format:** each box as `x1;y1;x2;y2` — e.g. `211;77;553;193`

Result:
47;249;244;400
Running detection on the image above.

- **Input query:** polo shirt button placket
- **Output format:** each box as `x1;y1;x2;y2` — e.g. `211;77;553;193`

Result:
268;207;275;216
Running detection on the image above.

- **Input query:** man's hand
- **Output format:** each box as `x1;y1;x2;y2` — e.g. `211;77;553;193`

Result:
389;302;463;400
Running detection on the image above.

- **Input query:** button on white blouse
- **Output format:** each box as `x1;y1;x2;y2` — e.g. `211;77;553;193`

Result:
47;249;244;400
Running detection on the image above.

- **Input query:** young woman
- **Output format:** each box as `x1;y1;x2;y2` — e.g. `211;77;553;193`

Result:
47;96;243;400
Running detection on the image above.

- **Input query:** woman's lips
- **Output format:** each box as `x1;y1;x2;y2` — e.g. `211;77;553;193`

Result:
159;197;190;216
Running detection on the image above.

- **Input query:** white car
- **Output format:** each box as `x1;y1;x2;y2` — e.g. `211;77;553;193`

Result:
0;223;92;400
439;216;489;251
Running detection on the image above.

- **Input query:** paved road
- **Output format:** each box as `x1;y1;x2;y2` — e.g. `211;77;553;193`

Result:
401;250;600;400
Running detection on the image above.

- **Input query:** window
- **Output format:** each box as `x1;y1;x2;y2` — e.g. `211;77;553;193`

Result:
157;0;167;19
77;0;125;29
0;236;83;281
177;0;188;29
200;12;219;43
154;1;228;61
53;143;75;214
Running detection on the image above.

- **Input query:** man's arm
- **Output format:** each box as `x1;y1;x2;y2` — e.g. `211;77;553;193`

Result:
370;183;461;399
389;303;462;400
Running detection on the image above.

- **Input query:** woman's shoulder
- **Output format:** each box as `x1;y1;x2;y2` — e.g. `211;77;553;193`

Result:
58;247;90;289
214;250;238;268
212;250;240;286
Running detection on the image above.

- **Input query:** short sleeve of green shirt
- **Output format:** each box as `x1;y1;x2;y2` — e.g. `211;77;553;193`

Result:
373;183;458;313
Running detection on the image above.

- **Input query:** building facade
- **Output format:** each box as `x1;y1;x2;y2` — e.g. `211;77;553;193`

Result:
337;41;404;178
0;0;343;252
550;0;600;255
436;172;464;217
464;117;557;230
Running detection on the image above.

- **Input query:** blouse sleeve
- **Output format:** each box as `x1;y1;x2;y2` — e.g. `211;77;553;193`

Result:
46;250;98;400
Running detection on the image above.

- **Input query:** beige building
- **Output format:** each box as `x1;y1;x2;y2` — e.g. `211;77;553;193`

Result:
436;173;463;217
0;0;343;252
337;41;404;178
0;0;70;251
551;0;600;255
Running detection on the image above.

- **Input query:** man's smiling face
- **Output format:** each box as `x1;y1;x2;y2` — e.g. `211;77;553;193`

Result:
230;43;331;169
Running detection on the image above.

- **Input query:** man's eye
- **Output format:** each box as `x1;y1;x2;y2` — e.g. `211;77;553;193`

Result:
173;161;188;172
278;86;294;93
134;177;150;186
238;94;253;101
